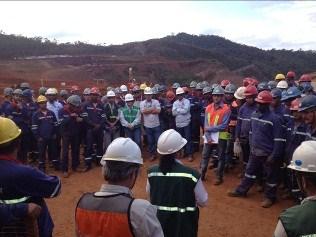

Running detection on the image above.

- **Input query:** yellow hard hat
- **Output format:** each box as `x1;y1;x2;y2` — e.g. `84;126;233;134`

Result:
37;95;47;103
140;83;147;90
0;117;21;145
275;73;285;81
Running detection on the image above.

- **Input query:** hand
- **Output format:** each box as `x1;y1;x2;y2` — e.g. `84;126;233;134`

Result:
76;117;83;122
128;124;134;129
27;203;42;219
70;113;78;117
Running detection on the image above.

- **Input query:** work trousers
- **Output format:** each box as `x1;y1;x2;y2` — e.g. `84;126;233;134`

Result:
191;117;200;153
103;128;120;152
176;124;192;155
62;135;80;172
145;126;161;155
85;128;104;167
240;138;250;165
17;131;30;163
38;137;58;171
124;127;141;148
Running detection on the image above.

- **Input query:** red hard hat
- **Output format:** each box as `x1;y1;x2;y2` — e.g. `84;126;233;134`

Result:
255;90;273;104
290;98;300;111
299;74;312;83
243;78;252;87
220;80;231;88
166;90;175;101
286;71;296;78
250;78;259;87
243;85;258;96
71;85;80;93
90;87;100;95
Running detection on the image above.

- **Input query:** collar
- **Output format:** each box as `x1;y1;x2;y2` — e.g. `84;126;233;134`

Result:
301;195;316;204
0;154;21;164
213;101;224;109
94;184;133;197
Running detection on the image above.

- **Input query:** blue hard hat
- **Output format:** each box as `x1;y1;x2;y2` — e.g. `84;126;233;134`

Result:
298;95;316;112
281;86;301;102
258;81;270;92
22;89;32;98
271;88;282;98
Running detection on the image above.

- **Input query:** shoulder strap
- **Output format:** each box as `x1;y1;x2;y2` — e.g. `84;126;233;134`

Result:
127;198;136;237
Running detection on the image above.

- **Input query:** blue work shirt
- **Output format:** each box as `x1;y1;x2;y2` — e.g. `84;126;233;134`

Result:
32;109;58;140
0;100;11;116
58;107;83;137
4;103;29;132
81;101;106;129
0;203;28;227
235;103;256;139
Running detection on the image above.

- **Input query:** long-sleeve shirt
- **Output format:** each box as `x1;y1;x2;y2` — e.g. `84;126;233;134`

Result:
119;106;141;128
32;109;58;140
58;107;83;137
81;102;106;129
235;103;256;139
4;102;29;132
172;98;191;128
46;101;63;121
140;99;161;128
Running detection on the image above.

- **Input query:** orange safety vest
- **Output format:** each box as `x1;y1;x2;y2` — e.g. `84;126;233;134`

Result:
75;192;135;237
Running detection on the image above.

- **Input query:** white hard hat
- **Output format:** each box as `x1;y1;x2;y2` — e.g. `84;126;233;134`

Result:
288;141;316;173
144;87;153;95
276;80;289;89
176;87;185;95
124;93;134;102
120;85;128;92
234;86;246;100
106;91;115;97
101;137;143;165
45;88;58;95
157;129;187;155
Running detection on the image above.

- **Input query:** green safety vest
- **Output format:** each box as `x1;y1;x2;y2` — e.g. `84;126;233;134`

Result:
279;199;316;237
148;162;200;237
122;106;139;124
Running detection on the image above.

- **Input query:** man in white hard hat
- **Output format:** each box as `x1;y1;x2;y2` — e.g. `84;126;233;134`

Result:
75;137;164;237
274;141;316;237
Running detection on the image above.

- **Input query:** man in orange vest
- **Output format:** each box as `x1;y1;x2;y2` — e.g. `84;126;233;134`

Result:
75;137;163;237
200;86;231;185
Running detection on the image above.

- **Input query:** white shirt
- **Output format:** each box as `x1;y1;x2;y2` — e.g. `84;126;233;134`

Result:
172;98;191;128
140;99;161;128
46;100;63;121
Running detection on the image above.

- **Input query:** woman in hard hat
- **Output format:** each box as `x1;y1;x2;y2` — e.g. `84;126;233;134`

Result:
147;129;208;237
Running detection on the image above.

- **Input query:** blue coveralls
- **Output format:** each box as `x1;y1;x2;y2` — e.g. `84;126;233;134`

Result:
0;155;61;237
0;100;11;117
0;203;28;227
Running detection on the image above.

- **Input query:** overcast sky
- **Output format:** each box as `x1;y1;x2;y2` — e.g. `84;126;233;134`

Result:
1;1;316;50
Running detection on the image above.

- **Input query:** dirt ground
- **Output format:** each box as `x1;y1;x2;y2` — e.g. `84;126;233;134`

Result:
46;152;293;237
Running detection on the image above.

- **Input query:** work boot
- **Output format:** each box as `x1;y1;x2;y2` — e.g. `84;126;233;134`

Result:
214;178;223;186
261;198;274;208
227;190;246;198
256;185;264;193
188;155;194;162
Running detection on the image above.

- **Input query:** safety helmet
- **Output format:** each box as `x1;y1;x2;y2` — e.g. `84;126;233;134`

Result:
158;85;167;93
275;73;286;81
281;86;302;102
299;74;312;83
67;95;81;107
38;87;47;96
101;96;107;104
286;71;296;79
4;88;13;96
224;84;237;94
90;87;100;95
124;93;134;102
257;81;270;92
298;95;316;112
212;86;225;95
83;88;91;95
288;141;316;172
220;80;231;88
166;90;175;101
201;81;210;88
37;95;47;103
140;83;147;90
172;82;180;89
13;89;23;95
267;81;277;90
22;89;32;98
60;89;68;97
234;86;246;100
70;85;80;93
45;88;58;95
243;85;258;97
152;87;159;95
20;82;30;89
202;86;212;95
154;84;160;89
157;129;187;155
276;80;288;89
255;90;273;104
176;87;185;95
106;91;115;97
120;85;128;92
101;137;143;165
271;88;282;98
300;83;314;94
0;117;21;145
114;87;121;94
211;83;218;90
190;81;197;88
132;85;140;92
144;87;153;95
243;78;252;87
290;98;300;111
106;86;113;92
195;82;203;90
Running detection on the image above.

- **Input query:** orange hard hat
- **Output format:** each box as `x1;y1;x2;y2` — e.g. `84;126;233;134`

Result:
290;98;300;111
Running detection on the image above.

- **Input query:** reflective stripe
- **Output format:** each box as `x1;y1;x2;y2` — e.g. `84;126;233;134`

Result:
85;157;92;160
50;178;61;198
238;117;251;121
292;189;301;193
295;131;309;136
266;182;277;188
0;196;29;204
251;117;273;126
148;172;198;183
245;173;256;179
156;205;197;213
274;138;286;142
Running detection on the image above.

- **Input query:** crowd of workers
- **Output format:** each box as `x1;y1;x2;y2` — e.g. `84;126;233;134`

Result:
1;70;316;237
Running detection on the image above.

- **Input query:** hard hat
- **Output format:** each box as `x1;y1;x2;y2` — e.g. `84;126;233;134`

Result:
83;88;91;95
234;86;246;100
0;117;21;145
176;87;185;95
67;95;81;107
157;129;187;155
220;80;231;88
250;78;259;87
275;73;286;81
70;85;80;93
276;80;288;89
202;86;212;95
212;85;225;95
195;82;203;90
101;96;107;104
255;90;273;104
4;88;13;96
281;86;301;102
13;89;23;95
224;84;237;94
172;82;180;89
106;86;113;92
22;89;32;98
267;81;277;90
90;87;100;95
60;89;69;96
132;85;140;92
190;81;197;88
286;71;296;78
158;85;167;93
300;83;314;94
140;83;147;90
211;83;219;90
20;82;30;89
298;95;316;112
244;85;258;96
271;88;282;98
152;87;159;95
154;84;160;89
114;87;121;94
257;81;270;92
120;85;128;92
37;95;47;103
45;88;58;95
288;141;316;172
38;87;47;95
243;78;253;87
290;98;300;111
124;93;134;102
201;81;210;88
166;90;175;101
101;137;143;165
299;74;312;83
106;91;115;97
144;87;153;95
